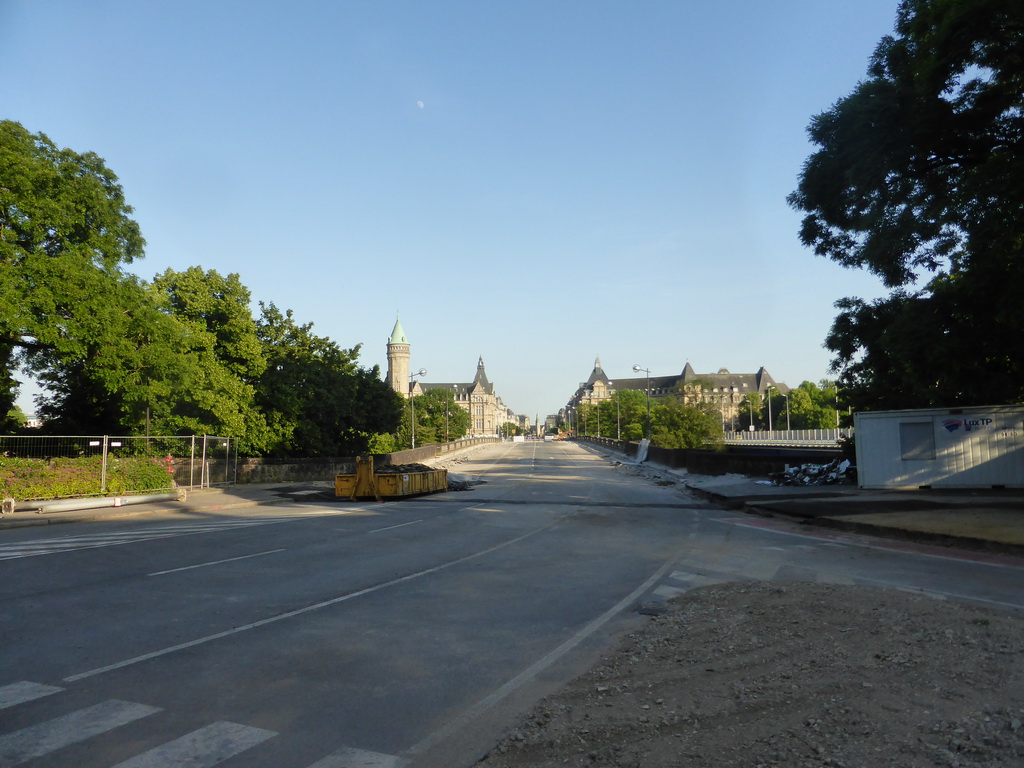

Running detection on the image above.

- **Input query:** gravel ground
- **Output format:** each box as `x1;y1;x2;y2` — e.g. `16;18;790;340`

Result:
477;582;1024;768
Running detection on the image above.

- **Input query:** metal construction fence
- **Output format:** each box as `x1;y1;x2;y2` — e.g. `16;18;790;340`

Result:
0;435;237;501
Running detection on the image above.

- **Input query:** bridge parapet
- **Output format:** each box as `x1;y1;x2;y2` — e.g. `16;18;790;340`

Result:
724;428;852;447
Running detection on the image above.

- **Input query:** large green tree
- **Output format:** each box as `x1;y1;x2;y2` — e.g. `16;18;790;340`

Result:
788;0;1024;410
416;388;470;445
256;302;403;456
650;398;723;450
0;120;148;428
149;268;270;450
767;381;841;430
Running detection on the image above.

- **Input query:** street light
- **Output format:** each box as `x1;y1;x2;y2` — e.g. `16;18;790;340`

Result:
409;368;427;448
632;365;651;440
784;392;791;431
766;384;775;432
609;382;621;440
445;385;458;443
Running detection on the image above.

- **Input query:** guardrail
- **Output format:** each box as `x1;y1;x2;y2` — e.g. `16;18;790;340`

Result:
723;429;852;447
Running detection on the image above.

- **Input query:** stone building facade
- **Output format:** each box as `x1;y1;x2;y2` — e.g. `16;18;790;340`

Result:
385;318;525;437
565;358;789;432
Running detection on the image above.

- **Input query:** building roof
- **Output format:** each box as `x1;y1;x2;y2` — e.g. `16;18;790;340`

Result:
584;356;610;387
420;357;496;398
568;361;789;406
471;356;494;395
389;316;408;345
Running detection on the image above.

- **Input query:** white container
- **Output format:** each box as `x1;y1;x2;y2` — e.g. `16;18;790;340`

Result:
854;406;1024;489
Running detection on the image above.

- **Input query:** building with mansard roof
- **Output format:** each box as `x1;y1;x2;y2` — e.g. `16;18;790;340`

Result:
565;358;789;432
385;317;526;437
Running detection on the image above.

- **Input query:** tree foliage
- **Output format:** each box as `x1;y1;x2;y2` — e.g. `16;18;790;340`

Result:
254;302;403;457
1;120;148;429
400;388;470;448
0;121;405;454
765;381;842;430
788;0;1024;409
650;398;723;449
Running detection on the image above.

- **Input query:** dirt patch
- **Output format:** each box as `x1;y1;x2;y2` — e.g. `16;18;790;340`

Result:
477;583;1024;768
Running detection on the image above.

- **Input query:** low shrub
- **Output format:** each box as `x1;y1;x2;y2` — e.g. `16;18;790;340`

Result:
0;455;176;501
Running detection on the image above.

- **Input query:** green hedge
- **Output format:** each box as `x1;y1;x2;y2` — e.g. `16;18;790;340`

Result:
0;456;176;501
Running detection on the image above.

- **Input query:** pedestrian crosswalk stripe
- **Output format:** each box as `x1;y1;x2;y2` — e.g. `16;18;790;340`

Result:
0;683;411;768
306;746;409;767
108;721;276;768
0;681;64;710
0;699;160;766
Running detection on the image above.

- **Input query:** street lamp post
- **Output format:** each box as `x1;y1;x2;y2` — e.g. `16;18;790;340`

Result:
609;382;620;440
632;365;651;440
784;393;791;431
766;384;775;432
409;368;427;448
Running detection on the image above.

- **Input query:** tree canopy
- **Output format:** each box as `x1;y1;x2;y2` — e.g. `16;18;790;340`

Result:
0;121;403;454
788;0;1024;410
650;398;724;450
399;387;470;448
1;119;146;425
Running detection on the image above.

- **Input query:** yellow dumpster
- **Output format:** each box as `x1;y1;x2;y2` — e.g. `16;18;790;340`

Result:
335;455;448;500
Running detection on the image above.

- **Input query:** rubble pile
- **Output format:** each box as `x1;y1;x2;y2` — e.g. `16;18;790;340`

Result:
375;463;434;474
770;458;855;486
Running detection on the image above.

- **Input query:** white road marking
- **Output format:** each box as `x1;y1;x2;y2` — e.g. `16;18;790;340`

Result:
369;519;423;533
405;547;687;759
0;512;360;561
0;681;63;710
108;721;276;768
306;746;409;767
64;522;556;682
147;549;285;576
0;699;160;766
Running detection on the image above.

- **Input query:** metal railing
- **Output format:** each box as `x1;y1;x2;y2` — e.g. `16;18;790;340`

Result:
723;429;852;446
0;434;236;501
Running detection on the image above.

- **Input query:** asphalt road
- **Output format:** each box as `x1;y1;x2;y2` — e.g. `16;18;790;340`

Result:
1;441;1022;768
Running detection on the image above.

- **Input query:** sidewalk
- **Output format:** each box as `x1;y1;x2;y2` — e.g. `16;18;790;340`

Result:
0;484;298;529
0;445;491;531
677;471;1024;555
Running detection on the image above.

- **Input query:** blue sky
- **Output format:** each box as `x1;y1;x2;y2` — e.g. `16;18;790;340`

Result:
3;0;900;422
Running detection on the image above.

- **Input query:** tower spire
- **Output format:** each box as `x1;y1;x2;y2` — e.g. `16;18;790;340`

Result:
386;315;411;395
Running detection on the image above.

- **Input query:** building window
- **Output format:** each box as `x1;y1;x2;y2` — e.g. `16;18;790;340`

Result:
899;422;935;461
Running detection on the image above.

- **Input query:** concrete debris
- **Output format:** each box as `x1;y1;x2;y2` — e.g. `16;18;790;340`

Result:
376;463;435;474
446;473;476;491
769;458;855;486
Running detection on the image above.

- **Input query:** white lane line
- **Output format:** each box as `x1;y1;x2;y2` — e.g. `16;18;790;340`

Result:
369;519;423;534
147;549;286;576
0;699;161;766
0;514;359;561
64;523;555;683
108;721;276;768
0;681;63;710
306;746;408;768
405;548;686;760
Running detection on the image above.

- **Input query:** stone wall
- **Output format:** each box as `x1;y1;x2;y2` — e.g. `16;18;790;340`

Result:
235;437;500;484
